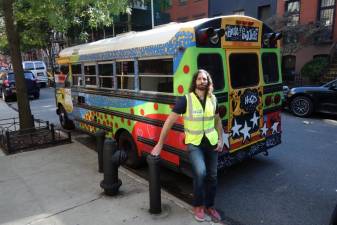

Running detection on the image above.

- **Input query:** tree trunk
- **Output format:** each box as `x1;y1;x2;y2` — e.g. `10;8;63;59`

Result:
1;0;34;130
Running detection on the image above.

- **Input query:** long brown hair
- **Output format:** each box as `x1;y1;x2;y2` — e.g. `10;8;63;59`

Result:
189;69;214;96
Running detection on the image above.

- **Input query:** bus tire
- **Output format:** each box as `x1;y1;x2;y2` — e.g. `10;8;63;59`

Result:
59;105;74;130
118;131;142;168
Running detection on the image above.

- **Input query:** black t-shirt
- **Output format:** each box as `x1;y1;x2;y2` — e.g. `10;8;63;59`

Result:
172;95;219;115
172;94;219;150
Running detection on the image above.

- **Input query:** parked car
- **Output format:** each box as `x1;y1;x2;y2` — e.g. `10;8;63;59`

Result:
1;71;40;102
285;79;337;117
22;61;48;87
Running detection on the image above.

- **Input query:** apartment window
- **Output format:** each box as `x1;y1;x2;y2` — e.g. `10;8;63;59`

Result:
258;5;271;21
177;16;189;22
116;61;135;90
285;0;300;26
193;13;206;19
233;10;245;15
84;64;97;86
98;62;114;89
179;0;187;5
319;0;335;39
71;64;82;86
138;58;173;93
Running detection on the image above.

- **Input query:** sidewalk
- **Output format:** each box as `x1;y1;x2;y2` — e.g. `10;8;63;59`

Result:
0;100;215;225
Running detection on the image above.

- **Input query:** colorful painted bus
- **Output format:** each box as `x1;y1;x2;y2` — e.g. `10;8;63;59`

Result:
55;15;283;175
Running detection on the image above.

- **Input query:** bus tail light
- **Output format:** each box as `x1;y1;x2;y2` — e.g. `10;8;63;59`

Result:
273;94;281;104
197;27;225;45
265;96;273;106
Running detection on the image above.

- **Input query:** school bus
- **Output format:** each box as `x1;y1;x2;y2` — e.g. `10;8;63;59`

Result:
55;15;283;176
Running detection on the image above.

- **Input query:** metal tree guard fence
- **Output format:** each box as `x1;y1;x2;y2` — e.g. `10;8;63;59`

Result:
0;117;71;154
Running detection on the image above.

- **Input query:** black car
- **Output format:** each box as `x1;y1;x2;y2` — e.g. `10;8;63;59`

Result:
285;79;337;117
0;71;40;102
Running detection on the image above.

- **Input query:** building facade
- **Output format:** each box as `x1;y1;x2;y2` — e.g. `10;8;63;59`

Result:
277;0;337;80
165;0;208;22
209;0;277;21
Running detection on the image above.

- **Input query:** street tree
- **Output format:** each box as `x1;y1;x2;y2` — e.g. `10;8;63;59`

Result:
0;0;129;130
266;14;328;55
0;0;33;129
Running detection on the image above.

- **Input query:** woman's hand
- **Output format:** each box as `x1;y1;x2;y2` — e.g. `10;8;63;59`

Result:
151;143;163;156
214;139;223;152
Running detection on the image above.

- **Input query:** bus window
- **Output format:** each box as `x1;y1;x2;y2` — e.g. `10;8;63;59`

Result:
138;58;173;93
262;52;279;84
71;64;82;86
84;64;97;86
229;53;259;89
98;62;114;89
116;61;135;90
197;54;225;91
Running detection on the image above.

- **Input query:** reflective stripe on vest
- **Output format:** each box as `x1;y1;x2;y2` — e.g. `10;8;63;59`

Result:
183;92;218;146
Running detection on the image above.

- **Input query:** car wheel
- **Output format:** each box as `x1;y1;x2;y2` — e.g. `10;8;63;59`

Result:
59;105;74;130
118;131;143;168
290;96;313;117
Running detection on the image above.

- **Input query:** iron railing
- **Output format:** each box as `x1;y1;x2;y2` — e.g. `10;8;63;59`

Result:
0;117;71;154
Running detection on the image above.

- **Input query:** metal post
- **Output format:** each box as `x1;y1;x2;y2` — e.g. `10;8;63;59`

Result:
147;154;161;214
5;131;11;154
95;130;106;173
330;203;337;225
100;139;123;196
50;123;55;142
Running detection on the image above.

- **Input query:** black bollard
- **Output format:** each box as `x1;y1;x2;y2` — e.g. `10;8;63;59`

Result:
100;139;127;196
330;203;337;225
147;154;161;214
95;130;106;173
50;123;55;142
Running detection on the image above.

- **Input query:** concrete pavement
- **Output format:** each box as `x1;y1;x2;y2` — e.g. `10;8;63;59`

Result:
0;100;217;225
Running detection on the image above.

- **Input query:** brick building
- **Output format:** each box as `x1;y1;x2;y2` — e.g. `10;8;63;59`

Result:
209;0;277;22
277;0;337;81
165;0;208;22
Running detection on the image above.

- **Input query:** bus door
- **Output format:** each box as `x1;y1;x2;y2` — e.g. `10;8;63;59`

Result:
226;50;263;151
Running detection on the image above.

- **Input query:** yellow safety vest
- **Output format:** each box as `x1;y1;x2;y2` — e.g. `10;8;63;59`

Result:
183;92;218;146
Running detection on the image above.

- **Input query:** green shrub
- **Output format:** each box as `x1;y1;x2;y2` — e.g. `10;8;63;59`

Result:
301;57;328;82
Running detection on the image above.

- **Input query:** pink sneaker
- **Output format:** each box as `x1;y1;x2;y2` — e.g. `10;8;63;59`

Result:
205;207;221;222
193;206;205;222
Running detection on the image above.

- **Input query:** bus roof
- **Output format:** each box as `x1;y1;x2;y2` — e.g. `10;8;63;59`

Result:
58;15;260;60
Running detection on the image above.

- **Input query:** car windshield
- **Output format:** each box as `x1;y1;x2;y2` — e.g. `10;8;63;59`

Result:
6;72;35;80
323;79;337;88
24;63;35;70
7;73;15;81
35;62;45;70
24;72;35;80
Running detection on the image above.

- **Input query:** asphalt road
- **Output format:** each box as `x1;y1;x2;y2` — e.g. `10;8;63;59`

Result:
7;87;59;125
7;87;337;225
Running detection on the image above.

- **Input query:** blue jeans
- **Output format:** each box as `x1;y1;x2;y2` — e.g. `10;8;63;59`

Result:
188;144;218;207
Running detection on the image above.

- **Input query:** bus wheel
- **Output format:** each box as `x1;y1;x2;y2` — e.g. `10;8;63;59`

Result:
59;106;74;130
118;131;142;168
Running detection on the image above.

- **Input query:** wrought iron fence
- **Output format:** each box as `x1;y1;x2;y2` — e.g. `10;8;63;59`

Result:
0;117;71;154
